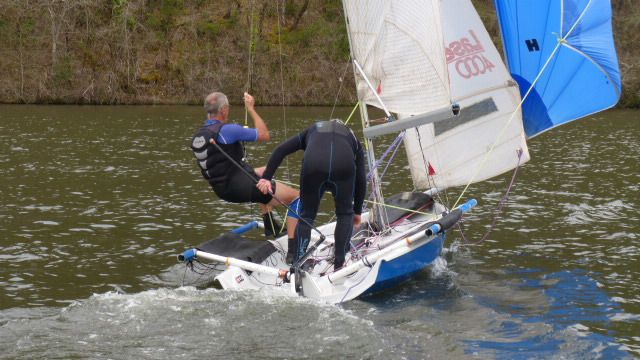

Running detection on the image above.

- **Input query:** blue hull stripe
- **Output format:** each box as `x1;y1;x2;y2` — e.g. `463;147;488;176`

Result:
363;234;445;296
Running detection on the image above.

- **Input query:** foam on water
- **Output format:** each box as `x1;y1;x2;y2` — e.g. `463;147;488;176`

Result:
1;106;638;358
0;287;384;359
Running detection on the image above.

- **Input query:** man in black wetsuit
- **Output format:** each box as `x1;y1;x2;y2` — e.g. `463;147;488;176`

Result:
190;91;300;238
256;120;366;269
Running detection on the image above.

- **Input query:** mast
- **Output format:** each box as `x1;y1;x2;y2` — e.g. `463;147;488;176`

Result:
356;98;389;229
341;4;388;229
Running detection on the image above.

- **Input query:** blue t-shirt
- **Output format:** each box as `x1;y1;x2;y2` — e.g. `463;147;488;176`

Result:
204;119;258;144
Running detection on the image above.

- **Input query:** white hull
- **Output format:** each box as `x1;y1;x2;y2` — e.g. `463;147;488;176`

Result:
188;198;471;304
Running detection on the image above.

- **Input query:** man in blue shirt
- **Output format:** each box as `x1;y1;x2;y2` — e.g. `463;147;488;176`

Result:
191;92;300;239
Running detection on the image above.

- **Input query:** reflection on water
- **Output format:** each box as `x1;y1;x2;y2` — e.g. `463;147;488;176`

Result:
0;106;638;358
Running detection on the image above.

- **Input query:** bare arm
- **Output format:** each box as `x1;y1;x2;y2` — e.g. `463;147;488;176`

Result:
244;92;270;142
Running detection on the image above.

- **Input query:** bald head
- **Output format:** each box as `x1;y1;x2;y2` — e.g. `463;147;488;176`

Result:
204;92;229;118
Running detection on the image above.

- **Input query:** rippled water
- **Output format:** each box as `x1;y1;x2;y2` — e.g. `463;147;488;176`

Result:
0;105;638;359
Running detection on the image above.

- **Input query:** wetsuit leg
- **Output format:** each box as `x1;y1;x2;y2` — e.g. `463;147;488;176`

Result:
328;145;357;269
294;174;325;262
330;176;356;269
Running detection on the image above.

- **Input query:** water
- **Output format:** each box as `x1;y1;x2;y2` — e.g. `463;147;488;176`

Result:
1;105;638;359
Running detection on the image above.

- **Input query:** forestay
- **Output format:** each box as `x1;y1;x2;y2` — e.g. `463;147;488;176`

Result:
495;0;622;138
403;0;530;190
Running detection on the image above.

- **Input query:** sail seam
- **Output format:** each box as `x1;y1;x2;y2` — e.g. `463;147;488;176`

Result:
453;82;517;103
383;20;450;101
562;43;622;97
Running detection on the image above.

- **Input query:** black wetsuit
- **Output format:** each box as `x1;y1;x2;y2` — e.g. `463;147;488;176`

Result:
262;121;366;268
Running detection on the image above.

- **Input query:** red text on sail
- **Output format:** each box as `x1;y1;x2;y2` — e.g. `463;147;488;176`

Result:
445;30;495;79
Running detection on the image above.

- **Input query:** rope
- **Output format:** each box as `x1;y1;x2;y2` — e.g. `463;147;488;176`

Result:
243;0;256;218
414;127;450;207
364;200;434;216
264;208;286;238
378;132;405;181
366;131;405;181
275;0;291;181
244;0;256;127
207;138;324;239
344;102;359;125
329;61;353;120
461;149;524;246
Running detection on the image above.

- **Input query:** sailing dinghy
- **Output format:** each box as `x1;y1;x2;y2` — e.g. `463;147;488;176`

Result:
178;0;620;303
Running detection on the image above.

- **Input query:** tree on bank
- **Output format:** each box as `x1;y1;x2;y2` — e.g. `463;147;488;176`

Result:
0;0;637;107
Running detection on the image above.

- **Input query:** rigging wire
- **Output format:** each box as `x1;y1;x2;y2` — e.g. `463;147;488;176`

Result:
460;149;524;247
366;131;405;182
444;8;595;245
275;0;291;182
343;102;359;125
377;132;405;181
243;0;256;219
329;61;353;120
244;0;256;127
451;18;579;210
414;127;450;207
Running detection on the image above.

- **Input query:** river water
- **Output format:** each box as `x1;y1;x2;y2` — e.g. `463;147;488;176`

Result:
0;105;638;359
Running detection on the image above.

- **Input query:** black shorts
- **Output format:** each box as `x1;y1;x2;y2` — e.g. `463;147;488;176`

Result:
212;165;274;204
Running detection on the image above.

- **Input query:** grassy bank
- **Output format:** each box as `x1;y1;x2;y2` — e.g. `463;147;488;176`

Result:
0;0;637;107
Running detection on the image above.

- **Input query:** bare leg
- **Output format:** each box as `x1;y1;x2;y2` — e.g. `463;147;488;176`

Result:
269;181;299;205
258;203;271;215
267;181;300;239
286;215;297;239
254;166;265;177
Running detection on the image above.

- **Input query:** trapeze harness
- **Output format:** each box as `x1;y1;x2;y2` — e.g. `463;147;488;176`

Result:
191;122;272;204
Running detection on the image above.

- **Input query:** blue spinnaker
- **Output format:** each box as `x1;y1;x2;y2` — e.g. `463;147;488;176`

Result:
494;0;621;138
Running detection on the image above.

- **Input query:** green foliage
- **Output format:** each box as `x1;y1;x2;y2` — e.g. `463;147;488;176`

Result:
196;20;222;40
284;1;298;18
21;19;36;34
0;19;8;43
0;0;637;106
320;0;343;22
53;55;74;86
138;69;162;84
111;0;137;31
626;97;640;108
620;84;640;108
280;22;320;47
112;0;128;16
146;0;184;35
333;27;350;60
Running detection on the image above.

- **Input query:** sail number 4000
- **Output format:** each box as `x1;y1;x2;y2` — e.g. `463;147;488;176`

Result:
455;54;495;79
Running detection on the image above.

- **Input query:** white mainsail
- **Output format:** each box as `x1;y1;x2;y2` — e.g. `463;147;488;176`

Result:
403;0;530;190
342;0;451;115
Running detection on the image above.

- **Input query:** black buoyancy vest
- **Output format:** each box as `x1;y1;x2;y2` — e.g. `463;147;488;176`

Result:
191;122;245;186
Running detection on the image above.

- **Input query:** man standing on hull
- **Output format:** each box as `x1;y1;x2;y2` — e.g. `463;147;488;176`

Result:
191;91;300;238
257;120;366;269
